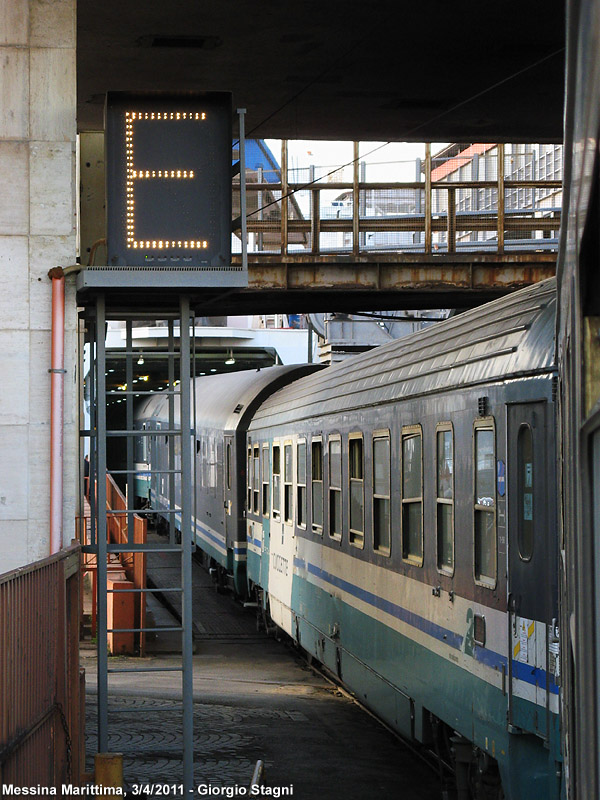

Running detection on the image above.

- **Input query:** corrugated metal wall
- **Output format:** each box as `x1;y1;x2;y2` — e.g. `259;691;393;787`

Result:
0;545;83;787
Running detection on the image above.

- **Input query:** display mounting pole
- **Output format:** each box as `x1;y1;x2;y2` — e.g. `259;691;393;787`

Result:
238;108;248;272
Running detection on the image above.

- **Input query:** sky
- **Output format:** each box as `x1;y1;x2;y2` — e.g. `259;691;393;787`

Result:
264;139;449;182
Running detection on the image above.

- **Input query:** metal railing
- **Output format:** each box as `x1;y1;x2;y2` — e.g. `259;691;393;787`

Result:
232;142;562;258
0;545;84;787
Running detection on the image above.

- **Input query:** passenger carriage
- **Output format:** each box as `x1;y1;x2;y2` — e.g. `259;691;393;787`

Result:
246;278;561;799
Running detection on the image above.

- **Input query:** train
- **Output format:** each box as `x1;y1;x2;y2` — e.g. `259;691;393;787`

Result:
556;1;600;797
135;276;562;799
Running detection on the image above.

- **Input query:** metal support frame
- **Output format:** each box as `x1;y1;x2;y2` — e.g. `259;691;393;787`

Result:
497;143;505;254
352;142;360;256
238;109;248;273
424;143;432;254
83;294;196;789
281;140;288;256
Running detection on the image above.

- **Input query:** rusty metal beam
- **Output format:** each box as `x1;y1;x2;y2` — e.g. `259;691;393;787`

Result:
234;252;556;295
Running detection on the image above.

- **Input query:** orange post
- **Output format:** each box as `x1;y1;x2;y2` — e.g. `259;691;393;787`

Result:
106;577;135;655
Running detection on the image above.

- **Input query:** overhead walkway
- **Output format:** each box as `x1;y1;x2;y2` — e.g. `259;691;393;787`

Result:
228;142;559;311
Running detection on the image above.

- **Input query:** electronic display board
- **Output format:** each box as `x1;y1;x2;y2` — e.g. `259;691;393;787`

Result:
105;92;232;268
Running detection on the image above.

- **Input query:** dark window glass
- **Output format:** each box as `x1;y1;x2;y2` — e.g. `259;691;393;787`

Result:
436;428;454;571
312;440;323;531
297;442;307;527
349;437;364;546
253;446;260;514
262;446;270;517
247;447;252;510
474;426;496;583
272;445;281;519
226;441;232;491
329;438;342;538
284;444;293;523
402;431;422;563
475;429;496;507
517;425;534;561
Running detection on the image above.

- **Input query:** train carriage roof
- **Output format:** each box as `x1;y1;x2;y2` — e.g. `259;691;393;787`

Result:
249;278;557;431
135;364;321;432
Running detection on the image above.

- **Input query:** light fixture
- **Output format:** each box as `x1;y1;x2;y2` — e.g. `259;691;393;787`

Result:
137;354;144;365
225;350;235;365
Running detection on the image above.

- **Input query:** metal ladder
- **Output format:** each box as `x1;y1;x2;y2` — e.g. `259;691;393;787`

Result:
81;294;196;790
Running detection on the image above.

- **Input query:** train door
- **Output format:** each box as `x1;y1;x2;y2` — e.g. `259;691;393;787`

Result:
507;401;553;738
267;439;295;635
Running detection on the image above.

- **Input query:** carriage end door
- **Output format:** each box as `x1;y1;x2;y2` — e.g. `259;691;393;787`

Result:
507;401;552;738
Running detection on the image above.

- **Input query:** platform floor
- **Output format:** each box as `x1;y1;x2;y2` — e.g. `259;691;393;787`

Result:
82;541;441;798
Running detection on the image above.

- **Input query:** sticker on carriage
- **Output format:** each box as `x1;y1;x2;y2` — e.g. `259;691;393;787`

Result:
497;459;505;497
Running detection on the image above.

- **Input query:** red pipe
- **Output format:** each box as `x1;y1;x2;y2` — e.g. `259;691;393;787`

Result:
49;267;65;555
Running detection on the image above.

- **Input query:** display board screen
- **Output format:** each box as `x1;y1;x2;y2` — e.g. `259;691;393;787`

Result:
106;92;232;268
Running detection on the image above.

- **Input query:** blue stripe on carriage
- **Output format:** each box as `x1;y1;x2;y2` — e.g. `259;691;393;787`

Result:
247;534;262;548
304;561;463;650
512;658;559;694
194;520;226;551
293;558;559;694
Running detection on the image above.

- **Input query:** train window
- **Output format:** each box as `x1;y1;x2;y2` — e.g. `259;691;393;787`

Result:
284;443;293;524
297;441;307;528
517;425;534;561
311;439;323;534
226;441;232;491
262;445;270;517
373;432;391;555
247;446;252;510
401;426;423;566
253;445;260;514
474;422;497;586
349;434;364;548
436;424;454;574
329;436;342;540
272;444;281;521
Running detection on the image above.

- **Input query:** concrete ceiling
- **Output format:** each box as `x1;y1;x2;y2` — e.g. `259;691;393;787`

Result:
78;0;566;143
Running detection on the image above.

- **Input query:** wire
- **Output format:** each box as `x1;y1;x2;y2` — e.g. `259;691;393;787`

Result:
350;310;447;322
244;47;565;219
233;19;383;148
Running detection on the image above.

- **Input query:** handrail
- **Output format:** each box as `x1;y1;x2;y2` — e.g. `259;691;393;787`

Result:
233;141;563;258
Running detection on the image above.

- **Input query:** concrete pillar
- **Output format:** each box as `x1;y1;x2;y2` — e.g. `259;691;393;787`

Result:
0;0;77;570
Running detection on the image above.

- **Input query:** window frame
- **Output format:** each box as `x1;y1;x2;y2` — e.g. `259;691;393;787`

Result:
348;432;365;549
401;424;424;567
296;439;307;530
261;443;270;518
328;434;342;541
225;439;232;492
247;444;252;511
283;441;293;525
372;429;391;557
473;417;497;589
435;422;455;576
272;442;281;521
252;444;260;515
311;437;323;535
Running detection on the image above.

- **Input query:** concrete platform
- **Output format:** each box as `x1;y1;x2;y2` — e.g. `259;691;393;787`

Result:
82;546;441;798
